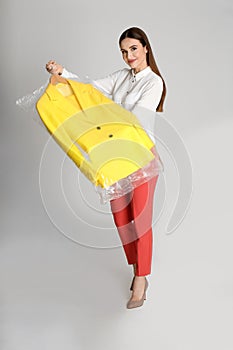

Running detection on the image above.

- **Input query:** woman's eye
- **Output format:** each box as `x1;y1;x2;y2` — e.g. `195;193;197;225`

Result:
131;47;137;51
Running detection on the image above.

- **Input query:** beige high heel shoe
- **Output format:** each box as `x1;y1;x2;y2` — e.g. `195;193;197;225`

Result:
130;276;135;291
130;264;137;290
127;277;148;309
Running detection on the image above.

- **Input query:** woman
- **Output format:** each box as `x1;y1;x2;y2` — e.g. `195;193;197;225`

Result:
46;27;166;309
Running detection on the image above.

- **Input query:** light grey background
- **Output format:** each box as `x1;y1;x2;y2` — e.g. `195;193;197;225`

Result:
1;0;233;349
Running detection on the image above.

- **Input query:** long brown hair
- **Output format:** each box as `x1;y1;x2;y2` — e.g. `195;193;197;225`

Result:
119;27;166;112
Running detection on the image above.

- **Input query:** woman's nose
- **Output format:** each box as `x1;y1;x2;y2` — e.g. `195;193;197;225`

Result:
127;52;134;60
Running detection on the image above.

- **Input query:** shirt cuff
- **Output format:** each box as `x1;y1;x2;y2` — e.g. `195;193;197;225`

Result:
61;68;80;80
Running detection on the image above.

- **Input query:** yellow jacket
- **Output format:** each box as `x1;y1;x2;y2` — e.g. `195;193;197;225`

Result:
36;79;155;188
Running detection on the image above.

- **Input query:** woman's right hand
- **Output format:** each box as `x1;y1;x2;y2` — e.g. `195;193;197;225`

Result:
45;60;63;75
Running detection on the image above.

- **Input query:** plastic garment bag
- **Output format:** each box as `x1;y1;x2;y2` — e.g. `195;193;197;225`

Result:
17;77;164;203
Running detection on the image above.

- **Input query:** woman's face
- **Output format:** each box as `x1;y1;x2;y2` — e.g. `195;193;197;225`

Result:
120;38;148;73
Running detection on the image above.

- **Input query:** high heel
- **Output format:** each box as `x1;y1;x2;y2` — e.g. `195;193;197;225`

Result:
130;276;135;291
127;278;148;309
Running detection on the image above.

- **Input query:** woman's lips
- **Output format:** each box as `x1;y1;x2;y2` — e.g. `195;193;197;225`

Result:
128;59;136;63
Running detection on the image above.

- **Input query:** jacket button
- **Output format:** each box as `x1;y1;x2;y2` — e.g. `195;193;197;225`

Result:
109;134;113;138
96;126;101;130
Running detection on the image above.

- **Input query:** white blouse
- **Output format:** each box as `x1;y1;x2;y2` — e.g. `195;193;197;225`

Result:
61;66;163;144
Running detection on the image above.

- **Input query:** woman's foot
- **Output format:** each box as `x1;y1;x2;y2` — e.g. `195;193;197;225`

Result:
130;276;147;301
127;277;148;309
129;264;136;291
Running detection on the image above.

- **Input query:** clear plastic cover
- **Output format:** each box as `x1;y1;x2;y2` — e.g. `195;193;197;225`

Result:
16;77;164;203
96;145;163;204
16;79;50;130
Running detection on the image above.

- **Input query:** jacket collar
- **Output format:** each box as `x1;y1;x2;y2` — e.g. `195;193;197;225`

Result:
44;79;85;116
45;79;80;101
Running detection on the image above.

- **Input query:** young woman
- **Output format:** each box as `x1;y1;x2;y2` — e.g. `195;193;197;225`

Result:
46;27;166;309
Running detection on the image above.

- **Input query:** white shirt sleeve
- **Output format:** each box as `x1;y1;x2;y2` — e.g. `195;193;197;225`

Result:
61;68;81;80
61;67;121;97
90;70;121;96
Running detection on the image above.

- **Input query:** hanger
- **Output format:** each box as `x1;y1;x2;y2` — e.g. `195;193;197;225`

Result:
50;73;68;85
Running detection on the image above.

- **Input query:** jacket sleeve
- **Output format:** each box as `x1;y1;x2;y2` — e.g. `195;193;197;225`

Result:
36;96;97;184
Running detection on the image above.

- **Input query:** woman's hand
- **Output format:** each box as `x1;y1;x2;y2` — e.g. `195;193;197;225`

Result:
46;60;63;75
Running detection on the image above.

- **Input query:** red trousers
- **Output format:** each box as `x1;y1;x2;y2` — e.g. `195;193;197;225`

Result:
110;174;159;276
